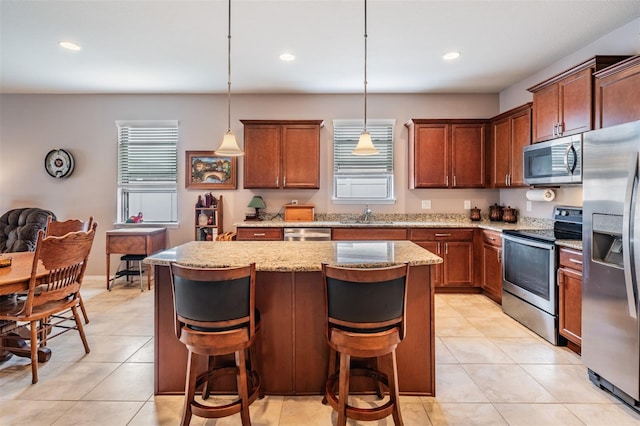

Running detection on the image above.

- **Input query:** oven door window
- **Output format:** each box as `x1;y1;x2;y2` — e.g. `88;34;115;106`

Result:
503;238;554;302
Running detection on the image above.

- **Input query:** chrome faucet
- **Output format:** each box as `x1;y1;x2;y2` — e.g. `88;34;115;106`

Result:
363;204;372;222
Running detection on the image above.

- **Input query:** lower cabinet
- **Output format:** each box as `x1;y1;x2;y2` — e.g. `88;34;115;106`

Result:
481;230;502;304
558;247;583;351
409;229;474;290
331;227;408;241
236;227;283;241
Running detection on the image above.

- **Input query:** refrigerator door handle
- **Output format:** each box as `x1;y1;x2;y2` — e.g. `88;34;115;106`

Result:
622;153;639;319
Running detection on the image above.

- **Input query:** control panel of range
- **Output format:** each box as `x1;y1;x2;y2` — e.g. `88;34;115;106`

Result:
554;206;583;224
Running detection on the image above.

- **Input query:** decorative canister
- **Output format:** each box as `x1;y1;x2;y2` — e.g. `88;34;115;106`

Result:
502;206;518;223
470;207;481;221
489;203;503;221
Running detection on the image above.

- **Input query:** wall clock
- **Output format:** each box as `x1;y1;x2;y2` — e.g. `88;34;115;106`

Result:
44;149;75;178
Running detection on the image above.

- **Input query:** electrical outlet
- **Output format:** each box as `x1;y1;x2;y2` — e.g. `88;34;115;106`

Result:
421;200;431;209
526;201;532;212
291;200;298;205
464;200;471;209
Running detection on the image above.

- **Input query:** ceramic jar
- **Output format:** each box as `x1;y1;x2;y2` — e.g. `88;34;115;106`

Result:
489;204;503;221
502;206;518;223
470;207;482;221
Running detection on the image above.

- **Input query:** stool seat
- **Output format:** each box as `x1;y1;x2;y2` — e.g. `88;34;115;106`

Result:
321;262;409;426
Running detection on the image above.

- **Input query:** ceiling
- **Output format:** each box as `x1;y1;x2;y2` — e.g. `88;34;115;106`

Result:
1;0;639;95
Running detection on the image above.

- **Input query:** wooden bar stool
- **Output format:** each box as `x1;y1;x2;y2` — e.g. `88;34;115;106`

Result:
169;263;262;426
321;262;409;426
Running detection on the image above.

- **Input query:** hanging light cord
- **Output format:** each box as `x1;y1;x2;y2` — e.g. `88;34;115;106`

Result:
227;0;232;133
363;0;368;133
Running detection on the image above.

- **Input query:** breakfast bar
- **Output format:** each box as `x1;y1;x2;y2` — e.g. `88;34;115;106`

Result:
146;240;442;396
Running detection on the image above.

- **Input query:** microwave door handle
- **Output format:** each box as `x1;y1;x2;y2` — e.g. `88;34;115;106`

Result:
623;153;639;319
563;144;578;174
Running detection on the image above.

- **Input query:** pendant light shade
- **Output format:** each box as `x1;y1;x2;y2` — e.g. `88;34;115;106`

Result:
214;0;244;156
352;0;378;156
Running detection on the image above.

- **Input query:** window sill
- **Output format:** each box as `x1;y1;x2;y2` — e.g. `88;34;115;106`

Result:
114;222;179;229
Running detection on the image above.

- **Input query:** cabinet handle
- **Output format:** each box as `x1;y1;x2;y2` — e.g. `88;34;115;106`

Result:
275;176;279;187
497;250;501;262
569;258;583;265
453;176;457;187
558;122;563;136
505;175;509;186
507;174;511;186
436;243;441;255
445;176;449;186
487;237;496;241
557;269;562;286
553;123;558;137
445;243;448;255
283;176;286;187
253;233;266;237
435;233;452;237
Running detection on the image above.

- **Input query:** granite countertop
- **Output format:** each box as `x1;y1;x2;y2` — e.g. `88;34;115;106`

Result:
145;240;442;272
556;240;583;251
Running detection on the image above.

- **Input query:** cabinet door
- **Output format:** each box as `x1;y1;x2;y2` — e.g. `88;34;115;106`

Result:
559;68;592;137
282;125;320;189
558;267;582;346
413;124;448;188
491;118;511;188
443;241;474;287
244;124;281;188
595;59;640;128
451;124;485;188
533;84;559;143
509;108;532;187
482;243;502;303
415;241;442;287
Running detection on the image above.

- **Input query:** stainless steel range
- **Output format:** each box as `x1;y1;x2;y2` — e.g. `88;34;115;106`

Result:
501;206;583;345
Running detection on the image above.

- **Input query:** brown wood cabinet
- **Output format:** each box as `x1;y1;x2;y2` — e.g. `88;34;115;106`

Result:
236;227;283;241
242;120;323;189
558;247;583;353
409;228;475;290
528;56;629;143
331;227;408;241
488;103;532;188
594;55;640;129
481;230;502;304
406;120;486;188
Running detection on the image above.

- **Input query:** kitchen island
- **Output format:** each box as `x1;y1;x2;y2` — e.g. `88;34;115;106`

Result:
145;240;442;396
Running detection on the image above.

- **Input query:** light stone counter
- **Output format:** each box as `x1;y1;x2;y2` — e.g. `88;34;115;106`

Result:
145;240;442;272
556;240;583;251
235;220;547;232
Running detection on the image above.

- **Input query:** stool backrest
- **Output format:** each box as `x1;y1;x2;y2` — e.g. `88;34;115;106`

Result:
322;262;409;339
169;263;256;335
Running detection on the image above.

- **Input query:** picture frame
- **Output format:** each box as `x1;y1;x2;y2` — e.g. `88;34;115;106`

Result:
185;151;237;189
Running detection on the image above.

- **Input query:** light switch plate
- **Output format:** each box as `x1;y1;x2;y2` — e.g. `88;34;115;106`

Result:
526;201;532;211
421;200;431;209
464;200;471;209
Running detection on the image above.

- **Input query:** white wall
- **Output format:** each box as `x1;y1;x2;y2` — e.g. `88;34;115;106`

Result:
496;17;640;219
0;92;499;274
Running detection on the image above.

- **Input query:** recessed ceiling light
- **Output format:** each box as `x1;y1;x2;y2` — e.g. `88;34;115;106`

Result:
58;41;82;51
279;53;295;62
443;51;460;61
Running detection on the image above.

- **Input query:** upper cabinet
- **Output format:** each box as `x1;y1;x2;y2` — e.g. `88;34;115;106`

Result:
487;103;532;188
528;56;629;143
594;55;640;129
242;120;324;189
406;119;486;189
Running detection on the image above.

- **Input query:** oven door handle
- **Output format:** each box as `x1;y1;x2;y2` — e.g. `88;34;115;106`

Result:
502;233;555;251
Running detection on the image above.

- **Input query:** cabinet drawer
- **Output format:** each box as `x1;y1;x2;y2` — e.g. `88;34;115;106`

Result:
559;247;583;272
108;235;146;254
409;228;473;241
332;228;407;241
482;230;502;247
236;227;283;241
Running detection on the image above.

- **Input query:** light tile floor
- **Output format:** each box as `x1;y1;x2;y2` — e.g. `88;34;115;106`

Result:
2;277;640;425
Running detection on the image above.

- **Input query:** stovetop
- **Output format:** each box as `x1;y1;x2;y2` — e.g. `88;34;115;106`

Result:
503;205;583;243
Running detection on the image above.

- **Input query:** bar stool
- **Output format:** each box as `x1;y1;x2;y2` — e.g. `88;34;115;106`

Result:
169;262;261;426
321;262;409;426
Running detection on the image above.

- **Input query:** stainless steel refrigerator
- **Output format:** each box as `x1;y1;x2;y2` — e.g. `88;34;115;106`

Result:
583;120;640;411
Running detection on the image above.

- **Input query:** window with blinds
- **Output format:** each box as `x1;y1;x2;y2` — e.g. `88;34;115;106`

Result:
332;119;395;203
116;121;178;223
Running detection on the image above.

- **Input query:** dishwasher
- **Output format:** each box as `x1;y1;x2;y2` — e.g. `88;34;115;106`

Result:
284;228;331;241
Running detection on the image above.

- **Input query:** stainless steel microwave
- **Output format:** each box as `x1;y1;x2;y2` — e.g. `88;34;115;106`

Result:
523;134;582;185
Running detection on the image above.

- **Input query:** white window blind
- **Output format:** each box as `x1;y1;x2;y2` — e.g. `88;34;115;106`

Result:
332;119;395;203
116;120;178;223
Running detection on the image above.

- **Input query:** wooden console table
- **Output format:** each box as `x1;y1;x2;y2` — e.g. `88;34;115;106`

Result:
105;228;166;290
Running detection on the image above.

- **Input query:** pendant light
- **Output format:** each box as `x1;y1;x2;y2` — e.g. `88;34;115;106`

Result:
214;0;244;156
352;0;379;156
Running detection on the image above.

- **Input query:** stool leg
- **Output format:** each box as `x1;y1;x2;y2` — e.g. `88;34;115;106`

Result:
235;350;251;426
337;352;350;426
248;343;264;399
322;347;337;405
138;260;143;292
182;350;198;426
373;357;384;399
202;355;215;400
386;350;403;426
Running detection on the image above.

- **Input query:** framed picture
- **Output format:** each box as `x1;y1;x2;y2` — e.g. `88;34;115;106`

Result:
185;151;237;189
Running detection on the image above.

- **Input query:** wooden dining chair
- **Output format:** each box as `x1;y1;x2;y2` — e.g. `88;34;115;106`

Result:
45;216;93;324
0;223;98;384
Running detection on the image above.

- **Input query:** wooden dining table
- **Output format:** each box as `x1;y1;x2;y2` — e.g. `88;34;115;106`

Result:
0;251;51;362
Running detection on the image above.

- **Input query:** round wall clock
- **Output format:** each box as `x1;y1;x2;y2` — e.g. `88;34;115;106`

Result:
44;149;75;178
